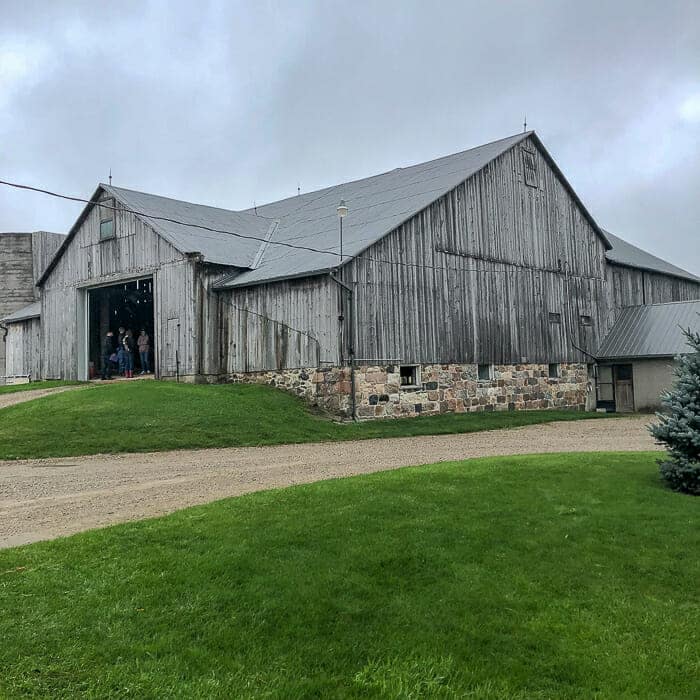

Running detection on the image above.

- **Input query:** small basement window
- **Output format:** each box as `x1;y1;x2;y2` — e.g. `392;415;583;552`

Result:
98;197;116;241
548;312;561;324
580;314;593;326
548;363;560;379
399;365;420;388
477;364;493;381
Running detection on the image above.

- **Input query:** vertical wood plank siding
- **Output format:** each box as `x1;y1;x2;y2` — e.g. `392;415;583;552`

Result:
40;196;200;380
5;319;41;378
605;264;700;310
345;137;608;364
218;276;339;373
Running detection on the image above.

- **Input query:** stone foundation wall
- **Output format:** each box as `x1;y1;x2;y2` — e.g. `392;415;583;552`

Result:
226;363;590;419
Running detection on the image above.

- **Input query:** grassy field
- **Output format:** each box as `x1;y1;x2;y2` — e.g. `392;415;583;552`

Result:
0;452;697;698
0;381;612;459
0;379;83;395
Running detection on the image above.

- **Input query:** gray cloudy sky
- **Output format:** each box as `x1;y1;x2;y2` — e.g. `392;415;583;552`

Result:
1;1;699;272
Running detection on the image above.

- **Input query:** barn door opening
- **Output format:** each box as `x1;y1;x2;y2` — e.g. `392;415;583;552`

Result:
87;277;155;379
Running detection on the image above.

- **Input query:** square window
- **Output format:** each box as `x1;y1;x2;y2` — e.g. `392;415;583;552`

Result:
99;218;114;240
548;312;561;324
548;363;560;379
477;364;493;381
399;365;420;387
580;314;593;326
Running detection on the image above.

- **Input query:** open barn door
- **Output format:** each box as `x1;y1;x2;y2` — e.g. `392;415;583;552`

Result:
87;277;154;378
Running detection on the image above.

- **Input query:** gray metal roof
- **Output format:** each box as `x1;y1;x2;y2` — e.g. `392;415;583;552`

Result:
604;230;699;283
597;300;700;359
2;301;41;324
102;185;273;268
219;132;537;287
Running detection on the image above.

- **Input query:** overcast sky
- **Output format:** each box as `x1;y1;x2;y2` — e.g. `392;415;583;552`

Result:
1;1;699;272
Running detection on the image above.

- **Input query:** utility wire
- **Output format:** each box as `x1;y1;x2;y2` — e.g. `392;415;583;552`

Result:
0;178;602;281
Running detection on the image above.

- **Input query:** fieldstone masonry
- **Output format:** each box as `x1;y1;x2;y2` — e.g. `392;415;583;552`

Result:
227;363;591;419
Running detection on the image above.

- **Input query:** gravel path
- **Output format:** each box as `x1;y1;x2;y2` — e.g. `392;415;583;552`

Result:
0;415;658;549
0;385;85;410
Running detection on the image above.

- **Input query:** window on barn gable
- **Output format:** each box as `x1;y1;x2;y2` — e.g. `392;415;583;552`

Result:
579;314;593;326
98;197;116;241
548;312;561;324
522;148;538;188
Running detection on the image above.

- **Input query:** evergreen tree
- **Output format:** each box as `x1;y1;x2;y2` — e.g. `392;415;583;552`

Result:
650;327;700;495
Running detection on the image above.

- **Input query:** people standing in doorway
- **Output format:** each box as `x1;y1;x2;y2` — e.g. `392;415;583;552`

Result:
101;331;116;380
117;326;126;376
123;329;135;378
137;329;151;374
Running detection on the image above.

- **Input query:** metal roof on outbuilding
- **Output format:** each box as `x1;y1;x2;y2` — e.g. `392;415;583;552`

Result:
597;300;700;359
2;301;41;324
604;230;699;283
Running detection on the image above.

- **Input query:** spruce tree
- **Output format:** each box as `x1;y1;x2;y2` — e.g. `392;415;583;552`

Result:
650;327;700;495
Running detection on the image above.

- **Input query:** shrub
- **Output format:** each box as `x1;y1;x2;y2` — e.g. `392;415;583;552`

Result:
650;328;700;495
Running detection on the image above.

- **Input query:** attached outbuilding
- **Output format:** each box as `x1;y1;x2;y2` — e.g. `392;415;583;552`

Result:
2;302;42;381
595;300;700;412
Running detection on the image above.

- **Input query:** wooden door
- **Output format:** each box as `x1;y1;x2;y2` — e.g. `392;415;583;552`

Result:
614;364;634;412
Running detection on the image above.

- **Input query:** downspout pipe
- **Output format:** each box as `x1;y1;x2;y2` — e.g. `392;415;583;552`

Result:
329;271;357;421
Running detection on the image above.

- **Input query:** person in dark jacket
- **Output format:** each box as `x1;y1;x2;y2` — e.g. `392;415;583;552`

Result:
123;329;135;378
101;331;116;380
117;326;126;375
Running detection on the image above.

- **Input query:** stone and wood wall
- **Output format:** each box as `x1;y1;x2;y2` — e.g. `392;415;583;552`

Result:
227;362;591;419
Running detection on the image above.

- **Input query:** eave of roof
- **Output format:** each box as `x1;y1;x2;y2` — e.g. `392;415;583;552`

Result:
2;301;41;324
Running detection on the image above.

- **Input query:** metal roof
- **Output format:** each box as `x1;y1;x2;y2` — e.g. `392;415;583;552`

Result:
2;301;41;324
102;185;273;268
597;300;700;359
604;230;699;283
220;132;534;287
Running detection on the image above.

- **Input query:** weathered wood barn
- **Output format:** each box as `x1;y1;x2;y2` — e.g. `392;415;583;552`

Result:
8;131;700;416
0;231;64;382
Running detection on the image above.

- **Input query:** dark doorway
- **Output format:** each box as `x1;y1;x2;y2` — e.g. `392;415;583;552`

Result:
88;278;155;378
596;363;635;413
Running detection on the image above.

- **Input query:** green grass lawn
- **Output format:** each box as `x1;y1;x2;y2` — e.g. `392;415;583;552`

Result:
0;452;697;698
0;379;83;395
0;381;612;459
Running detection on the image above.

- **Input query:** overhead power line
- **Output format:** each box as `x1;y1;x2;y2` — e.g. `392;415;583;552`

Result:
0;178;599;281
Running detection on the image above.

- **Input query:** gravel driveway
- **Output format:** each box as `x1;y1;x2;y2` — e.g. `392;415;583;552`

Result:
0;385;85;411
0;415;658;549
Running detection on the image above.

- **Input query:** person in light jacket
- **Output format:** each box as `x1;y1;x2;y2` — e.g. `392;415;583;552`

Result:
137;329;151;374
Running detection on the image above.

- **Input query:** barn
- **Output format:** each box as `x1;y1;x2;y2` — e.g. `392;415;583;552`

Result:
9;131;700;416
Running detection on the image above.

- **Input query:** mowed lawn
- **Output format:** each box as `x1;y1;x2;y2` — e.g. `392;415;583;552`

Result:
0;381;612;459
1;452;698;698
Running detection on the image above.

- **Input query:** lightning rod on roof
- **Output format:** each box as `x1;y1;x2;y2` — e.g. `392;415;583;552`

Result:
523;115;527;133
254;200;257;215
297;183;300;196
109;168;112;185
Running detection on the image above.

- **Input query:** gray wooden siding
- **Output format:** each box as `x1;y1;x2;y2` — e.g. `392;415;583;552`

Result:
344;137;607;364
5;318;41;378
40;195;199;380
218;276;339;373
606;263;700;310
